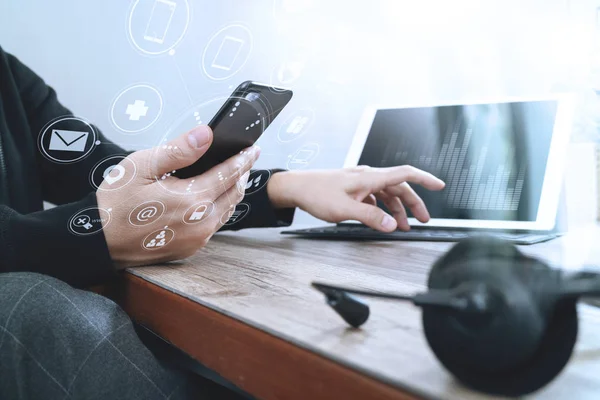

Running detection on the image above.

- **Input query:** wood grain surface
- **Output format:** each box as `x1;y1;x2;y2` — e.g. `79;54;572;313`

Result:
123;225;600;400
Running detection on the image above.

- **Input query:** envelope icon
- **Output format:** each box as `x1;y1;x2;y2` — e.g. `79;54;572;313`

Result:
49;129;89;152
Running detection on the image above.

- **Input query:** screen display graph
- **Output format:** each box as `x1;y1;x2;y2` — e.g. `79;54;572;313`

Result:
358;100;558;221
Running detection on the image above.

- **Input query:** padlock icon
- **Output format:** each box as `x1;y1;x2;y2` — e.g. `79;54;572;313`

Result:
189;204;208;221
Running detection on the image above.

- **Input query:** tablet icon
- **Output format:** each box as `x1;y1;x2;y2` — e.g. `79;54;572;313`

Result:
39;117;97;164
202;24;253;81
211;36;245;71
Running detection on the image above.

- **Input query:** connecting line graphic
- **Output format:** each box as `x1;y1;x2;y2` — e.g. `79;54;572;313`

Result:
164;196;187;228
217;171;232;205
171;54;195;107
96;142;150;151
100;185;145;216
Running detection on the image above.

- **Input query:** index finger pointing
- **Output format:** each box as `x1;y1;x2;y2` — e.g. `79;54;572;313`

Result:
366;165;445;192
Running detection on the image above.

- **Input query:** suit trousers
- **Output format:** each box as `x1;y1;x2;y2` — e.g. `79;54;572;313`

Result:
0;272;223;400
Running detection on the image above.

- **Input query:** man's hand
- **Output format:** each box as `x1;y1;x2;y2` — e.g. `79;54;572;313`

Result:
267;166;445;232
96;125;259;269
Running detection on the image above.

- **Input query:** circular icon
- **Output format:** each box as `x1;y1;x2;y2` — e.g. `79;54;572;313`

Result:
142;227;175;250
287;143;320;170
201;24;253;81
183;201;214;224
110;84;163;134
69;207;111;236
239;170;271;196
90;156;137;191
127;0;191;57
38;116;98;164
220;203;250;226
129;201;166;226
277;109;315;143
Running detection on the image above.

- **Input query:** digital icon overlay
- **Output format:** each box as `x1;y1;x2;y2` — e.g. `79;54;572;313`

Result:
143;227;175;250
271;59;306;87
287;143;320;170
144;0;176;44
39;117;97;164
277;109;315;142
183;201;214;224
129;200;166;226
220;202;250;226
126;100;149;121
69;207;111;236
128;0;191;56
49;130;88;152
239;170;271;196
110;84;163;134
90;156;137;191
201;24;253;81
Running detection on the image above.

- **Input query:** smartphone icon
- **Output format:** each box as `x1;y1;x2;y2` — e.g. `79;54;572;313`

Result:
211;36;245;71
144;0;177;44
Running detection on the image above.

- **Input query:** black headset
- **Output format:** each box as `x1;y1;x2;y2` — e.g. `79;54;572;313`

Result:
312;235;600;397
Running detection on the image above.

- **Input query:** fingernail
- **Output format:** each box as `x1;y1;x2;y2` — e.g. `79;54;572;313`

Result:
254;145;261;155
188;126;211;149
381;214;396;230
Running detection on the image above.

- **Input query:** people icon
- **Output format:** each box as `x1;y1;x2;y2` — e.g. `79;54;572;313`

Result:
143;228;174;250
155;230;167;246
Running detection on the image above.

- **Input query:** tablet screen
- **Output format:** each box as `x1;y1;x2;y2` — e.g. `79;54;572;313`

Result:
357;100;558;222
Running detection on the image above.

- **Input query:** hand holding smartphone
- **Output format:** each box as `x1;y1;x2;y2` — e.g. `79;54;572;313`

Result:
175;81;293;179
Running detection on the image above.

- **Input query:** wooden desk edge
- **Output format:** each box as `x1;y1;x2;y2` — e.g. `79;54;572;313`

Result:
97;273;422;400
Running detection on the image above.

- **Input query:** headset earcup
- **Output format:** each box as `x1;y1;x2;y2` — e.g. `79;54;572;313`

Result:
429;236;523;286
422;299;578;397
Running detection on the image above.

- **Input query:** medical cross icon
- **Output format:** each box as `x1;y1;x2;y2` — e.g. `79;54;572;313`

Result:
125;100;149;121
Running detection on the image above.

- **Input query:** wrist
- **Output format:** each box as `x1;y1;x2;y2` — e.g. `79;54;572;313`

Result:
267;171;296;209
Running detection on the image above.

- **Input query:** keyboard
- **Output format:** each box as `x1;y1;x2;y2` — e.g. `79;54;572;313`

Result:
281;225;561;245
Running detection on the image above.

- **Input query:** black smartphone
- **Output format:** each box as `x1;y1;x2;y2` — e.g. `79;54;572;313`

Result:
176;81;293;179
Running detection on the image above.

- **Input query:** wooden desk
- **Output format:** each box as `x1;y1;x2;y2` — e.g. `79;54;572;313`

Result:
110;227;600;400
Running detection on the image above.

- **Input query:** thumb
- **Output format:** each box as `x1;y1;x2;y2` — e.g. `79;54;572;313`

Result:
150;125;213;176
338;200;398;232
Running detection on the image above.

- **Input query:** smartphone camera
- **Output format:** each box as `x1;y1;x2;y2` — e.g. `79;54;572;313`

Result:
244;92;261;102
